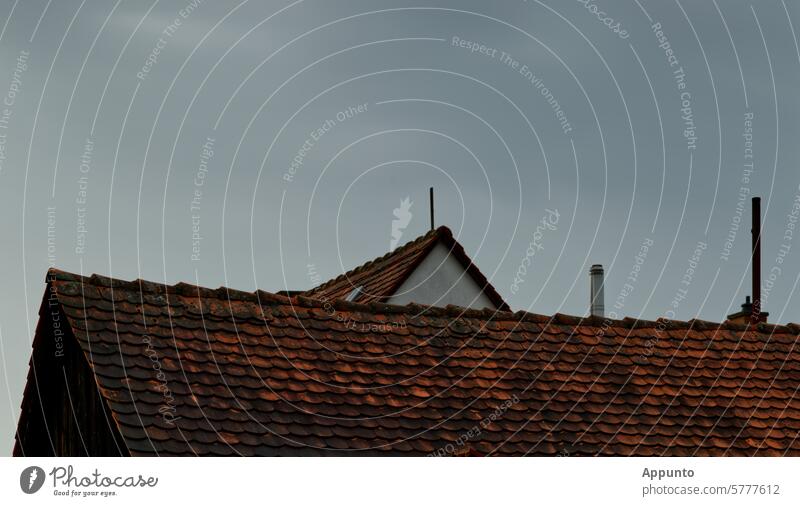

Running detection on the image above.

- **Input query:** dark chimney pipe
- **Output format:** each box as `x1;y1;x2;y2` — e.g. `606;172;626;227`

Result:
726;197;768;325
429;187;435;231
751;197;762;324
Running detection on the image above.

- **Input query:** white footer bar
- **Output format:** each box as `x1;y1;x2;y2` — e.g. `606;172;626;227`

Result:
2;457;796;505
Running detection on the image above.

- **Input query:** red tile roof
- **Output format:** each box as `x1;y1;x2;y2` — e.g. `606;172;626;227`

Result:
16;268;800;456
303;226;510;311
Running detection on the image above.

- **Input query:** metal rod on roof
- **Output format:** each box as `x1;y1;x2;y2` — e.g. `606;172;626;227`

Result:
751;196;762;324
429;187;435;230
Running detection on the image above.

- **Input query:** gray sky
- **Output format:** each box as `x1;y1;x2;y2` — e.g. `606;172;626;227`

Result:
1;0;798;454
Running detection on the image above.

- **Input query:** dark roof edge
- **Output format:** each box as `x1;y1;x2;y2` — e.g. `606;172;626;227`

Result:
15;281;132;456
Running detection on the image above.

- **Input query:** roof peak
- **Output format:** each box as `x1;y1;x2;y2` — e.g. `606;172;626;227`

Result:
301;224;510;310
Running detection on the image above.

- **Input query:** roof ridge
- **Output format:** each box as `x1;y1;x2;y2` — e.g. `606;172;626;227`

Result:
44;267;800;334
301;224;511;311
303;226;445;296
46;267;296;306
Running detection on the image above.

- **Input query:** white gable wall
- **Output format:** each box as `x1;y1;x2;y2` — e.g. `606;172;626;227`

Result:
386;243;497;309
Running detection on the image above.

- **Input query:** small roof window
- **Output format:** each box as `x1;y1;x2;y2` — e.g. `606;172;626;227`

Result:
345;286;364;302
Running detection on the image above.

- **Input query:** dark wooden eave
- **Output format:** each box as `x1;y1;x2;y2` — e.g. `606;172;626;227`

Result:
13;275;128;456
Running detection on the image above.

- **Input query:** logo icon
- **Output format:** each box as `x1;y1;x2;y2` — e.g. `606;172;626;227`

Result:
20;466;45;494
390;196;413;250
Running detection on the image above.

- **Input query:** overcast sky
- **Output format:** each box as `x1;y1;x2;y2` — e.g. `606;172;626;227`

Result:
1;0;798;454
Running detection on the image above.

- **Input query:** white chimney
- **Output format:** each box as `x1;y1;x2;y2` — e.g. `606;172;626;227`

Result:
590;264;604;317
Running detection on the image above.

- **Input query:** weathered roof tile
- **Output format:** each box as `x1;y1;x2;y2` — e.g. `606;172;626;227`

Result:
16;267;800;456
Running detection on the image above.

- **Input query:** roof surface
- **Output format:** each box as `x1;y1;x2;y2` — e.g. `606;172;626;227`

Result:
24;268;800;456
303;226;510;311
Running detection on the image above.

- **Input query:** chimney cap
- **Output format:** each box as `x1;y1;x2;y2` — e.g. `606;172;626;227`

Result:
590;264;604;273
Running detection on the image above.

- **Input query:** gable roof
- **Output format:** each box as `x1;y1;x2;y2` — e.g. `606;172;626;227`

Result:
303;225;511;311
15;268;800;456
